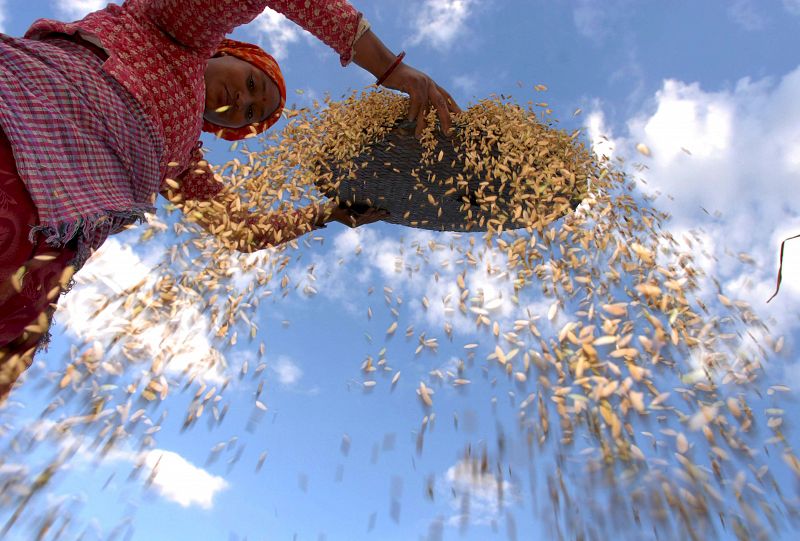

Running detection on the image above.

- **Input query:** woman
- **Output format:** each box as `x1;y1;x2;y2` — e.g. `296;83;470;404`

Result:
0;0;461;397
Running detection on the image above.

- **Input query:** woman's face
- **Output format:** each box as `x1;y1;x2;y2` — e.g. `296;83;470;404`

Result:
204;55;281;129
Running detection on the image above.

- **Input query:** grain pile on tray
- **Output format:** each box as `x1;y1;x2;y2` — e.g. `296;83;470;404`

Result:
287;90;590;232
0;89;797;541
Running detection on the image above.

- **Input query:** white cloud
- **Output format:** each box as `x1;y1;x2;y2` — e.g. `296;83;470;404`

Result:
57;237;227;384
144;449;228;509
728;0;768;31
571;0;633;42
54;0;107;20
418;244;519;335
784;0;800;16
0;463;27;476
589;65;800;323
586;110;616;162
452;74;478;96
287;236;552;396
0;1;7;33
247;8;304;61
636;81;732;162
570;1;644;103
272;355;303;386
293;225;525;342
571;0;609;41
443;458;515;526
408;0;477;49
11;420;228;510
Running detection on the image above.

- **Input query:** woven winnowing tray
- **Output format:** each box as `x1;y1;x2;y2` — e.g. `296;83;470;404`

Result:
313;121;585;232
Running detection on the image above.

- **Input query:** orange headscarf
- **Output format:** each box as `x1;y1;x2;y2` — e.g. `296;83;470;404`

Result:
202;38;286;141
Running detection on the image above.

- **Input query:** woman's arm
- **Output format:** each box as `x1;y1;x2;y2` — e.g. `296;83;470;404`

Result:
266;0;364;65
209;200;325;253
162;180;325;253
171;195;386;253
146;0;364;59
145;0;270;51
162;173;386;253
161;146;387;253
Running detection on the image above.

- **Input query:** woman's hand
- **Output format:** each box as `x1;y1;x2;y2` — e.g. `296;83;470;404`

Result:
352;30;462;139
325;203;389;228
381;63;461;139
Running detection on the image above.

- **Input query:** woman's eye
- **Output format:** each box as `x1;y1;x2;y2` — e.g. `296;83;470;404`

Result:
247;105;254;121
248;76;255;90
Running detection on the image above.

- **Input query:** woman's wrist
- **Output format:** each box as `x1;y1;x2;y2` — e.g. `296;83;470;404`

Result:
352;30;397;80
348;17;372;62
376;52;405;86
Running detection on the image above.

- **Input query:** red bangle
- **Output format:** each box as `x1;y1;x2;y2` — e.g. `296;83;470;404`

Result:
376;51;405;86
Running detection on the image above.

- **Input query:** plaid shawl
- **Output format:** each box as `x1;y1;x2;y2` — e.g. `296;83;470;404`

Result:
0;35;162;267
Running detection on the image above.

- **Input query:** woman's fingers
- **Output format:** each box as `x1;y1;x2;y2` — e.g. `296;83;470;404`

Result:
414;82;431;138
361;208;389;225
406;95;422;123
415;102;429;139
440;86;462;114
416;82;461;138
435;87;462;136
431;88;453;136
345;208;389;228
408;80;430;138
406;81;424;122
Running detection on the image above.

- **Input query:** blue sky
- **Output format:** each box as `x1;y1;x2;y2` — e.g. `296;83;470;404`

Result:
1;1;800;540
